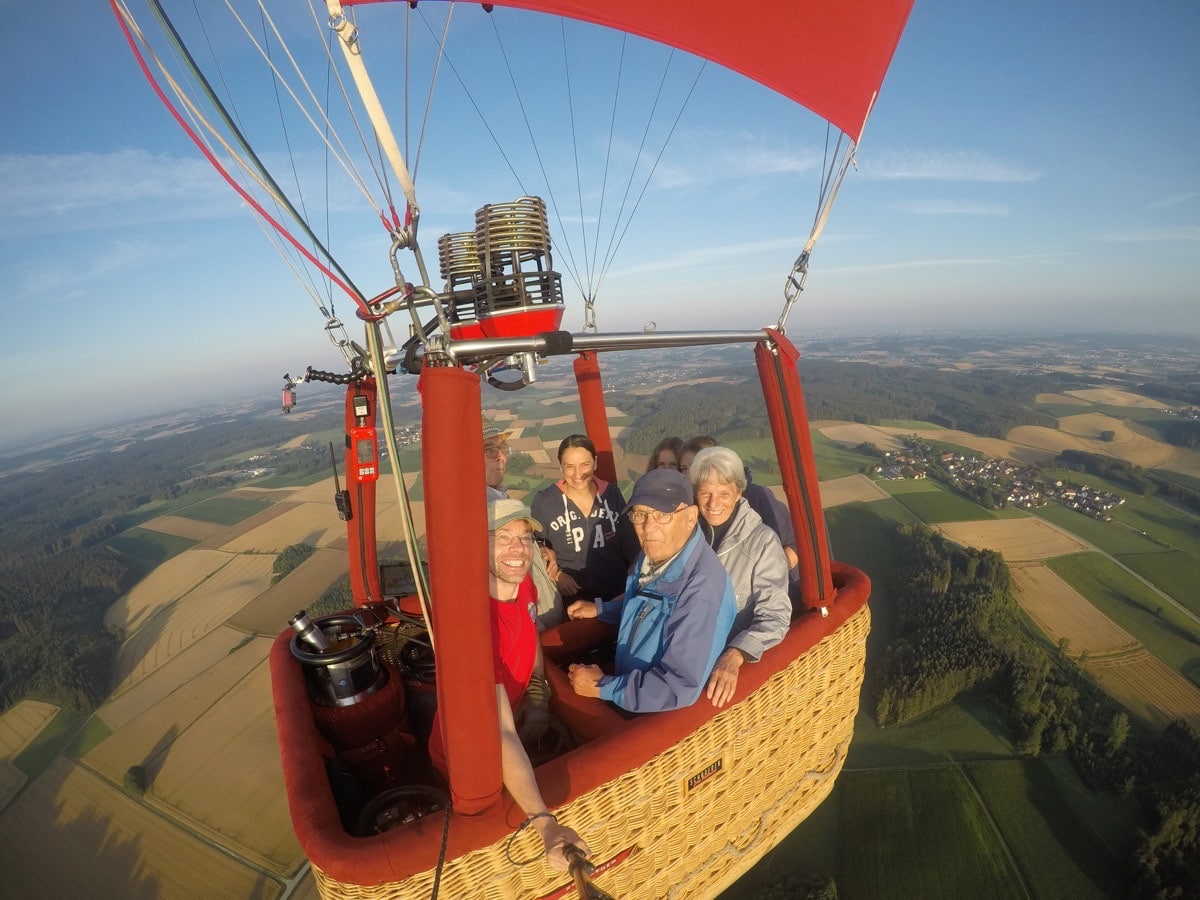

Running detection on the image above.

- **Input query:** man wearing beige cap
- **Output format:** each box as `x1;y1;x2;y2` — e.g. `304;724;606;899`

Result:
430;498;588;870
482;417;564;629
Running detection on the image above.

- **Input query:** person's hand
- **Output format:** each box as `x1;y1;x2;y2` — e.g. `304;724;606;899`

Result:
556;571;581;597
705;647;745;708
566;598;599;620
533;815;589;871
541;546;560;582
568;663;603;698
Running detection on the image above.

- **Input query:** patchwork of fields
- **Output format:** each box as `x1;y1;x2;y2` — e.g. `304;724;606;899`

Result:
4;384;1199;899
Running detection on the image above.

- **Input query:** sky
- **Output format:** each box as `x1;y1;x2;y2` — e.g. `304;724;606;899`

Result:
1;1;1197;444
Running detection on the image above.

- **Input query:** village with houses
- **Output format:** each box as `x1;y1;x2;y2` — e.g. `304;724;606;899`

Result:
877;438;1126;521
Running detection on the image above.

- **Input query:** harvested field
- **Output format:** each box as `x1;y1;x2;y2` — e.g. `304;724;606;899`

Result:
936;519;1090;561
86;638;269;784
109;555;275;696
819;474;891;508
0;763;22;814
191;501;298;551
1058;414;1178;469
148;660;302;875
1064;388;1172;409
228;547;348;634
1010;563;1136;655
105;548;232;635
137;515;222;541
0;757;282;899
1086;649;1200;731
0;700;58;760
0;701;58;811
541;413;578;427
1035;392;1090;406
219;501;344;552
102;625;261;730
817;423;907;452
280;433;311;449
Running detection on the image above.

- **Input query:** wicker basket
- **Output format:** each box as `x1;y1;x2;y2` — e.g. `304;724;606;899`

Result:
308;597;869;899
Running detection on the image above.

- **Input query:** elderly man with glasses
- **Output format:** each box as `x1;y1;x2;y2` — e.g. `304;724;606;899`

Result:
565;469;735;713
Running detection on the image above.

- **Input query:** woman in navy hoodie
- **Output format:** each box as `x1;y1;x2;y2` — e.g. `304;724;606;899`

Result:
531;434;630;603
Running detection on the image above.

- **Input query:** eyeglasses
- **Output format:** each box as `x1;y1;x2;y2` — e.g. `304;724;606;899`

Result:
628;507;682;526
484;442;511;459
492;531;534;548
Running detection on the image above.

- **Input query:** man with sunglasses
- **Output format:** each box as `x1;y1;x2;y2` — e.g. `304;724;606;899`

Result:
565;468;735;713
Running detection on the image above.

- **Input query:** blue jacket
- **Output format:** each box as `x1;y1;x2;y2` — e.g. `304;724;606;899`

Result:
596;527;736;712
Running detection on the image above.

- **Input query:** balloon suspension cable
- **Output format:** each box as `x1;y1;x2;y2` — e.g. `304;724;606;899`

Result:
325;3;433;299
365;320;435;654
776;137;859;334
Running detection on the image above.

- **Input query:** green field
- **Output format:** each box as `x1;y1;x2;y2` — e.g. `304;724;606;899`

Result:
1032;501;1163;556
1150;468;1200;493
105;528;197;571
14;710;89;777
1046;552;1200;675
174;495;272;525
847;695;1017;769
837;767;1022;900
1116;550;1200;616
967;759;1127;899
808;431;879;481
881;479;997;524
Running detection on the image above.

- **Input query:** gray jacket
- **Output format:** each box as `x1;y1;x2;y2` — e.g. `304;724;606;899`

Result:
711;501;791;662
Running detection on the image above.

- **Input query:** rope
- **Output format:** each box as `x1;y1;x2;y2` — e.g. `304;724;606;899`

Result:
112;0;371;315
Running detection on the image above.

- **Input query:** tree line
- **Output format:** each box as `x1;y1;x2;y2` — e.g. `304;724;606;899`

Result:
619;358;1063;454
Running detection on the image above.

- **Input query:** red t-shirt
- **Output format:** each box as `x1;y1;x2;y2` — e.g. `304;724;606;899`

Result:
429;575;537;775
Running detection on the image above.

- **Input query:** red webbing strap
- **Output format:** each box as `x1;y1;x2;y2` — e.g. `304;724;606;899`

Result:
419;365;502;814
573;352;617;484
344;380;382;605
755;331;834;608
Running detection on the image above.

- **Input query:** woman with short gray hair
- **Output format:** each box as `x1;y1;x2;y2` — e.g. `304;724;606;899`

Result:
689;446;791;708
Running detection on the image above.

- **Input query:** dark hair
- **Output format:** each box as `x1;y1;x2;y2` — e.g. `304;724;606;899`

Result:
646;436;684;473
682;435;718;457
557;433;596;462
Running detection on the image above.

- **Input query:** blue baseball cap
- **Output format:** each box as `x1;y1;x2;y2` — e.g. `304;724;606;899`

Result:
625;468;694;513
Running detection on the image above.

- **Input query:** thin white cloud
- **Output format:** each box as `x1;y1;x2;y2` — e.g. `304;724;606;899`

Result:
861;150;1041;183
1146;191;1198;210
892;200;1010;216
1093;225;1200;243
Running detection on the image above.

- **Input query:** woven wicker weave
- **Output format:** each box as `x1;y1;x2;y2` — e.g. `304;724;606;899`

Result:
311;602;869;900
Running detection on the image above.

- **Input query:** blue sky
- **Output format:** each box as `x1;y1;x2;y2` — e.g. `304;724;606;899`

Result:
1;1;1197;443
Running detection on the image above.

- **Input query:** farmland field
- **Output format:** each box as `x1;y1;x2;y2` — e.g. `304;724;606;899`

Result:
881;479;997;524
937;519;1089;561
0;758;282;900
175;495;274;525
1117;550;1200;616
105;528;198;571
1046;553;1200;673
818;474;890;508
0;701;58;812
1032;501;1163;556
967;760;1125;899
837;767;1022;900
1087;649;1200;731
1009;563;1135;655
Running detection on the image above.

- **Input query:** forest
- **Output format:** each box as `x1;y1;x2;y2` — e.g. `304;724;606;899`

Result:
874;524;1199;898
621;357;1062;454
